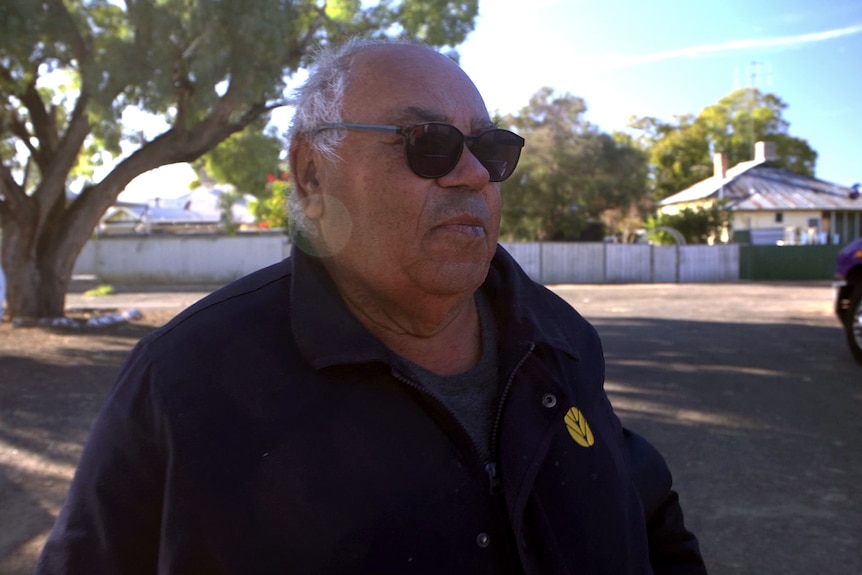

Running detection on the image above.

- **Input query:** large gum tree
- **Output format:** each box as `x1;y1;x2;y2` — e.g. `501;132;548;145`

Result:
0;0;477;319
629;88;818;201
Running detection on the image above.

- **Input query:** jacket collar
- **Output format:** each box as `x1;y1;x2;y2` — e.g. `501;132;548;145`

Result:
482;245;581;362
290;245;392;370
291;244;581;370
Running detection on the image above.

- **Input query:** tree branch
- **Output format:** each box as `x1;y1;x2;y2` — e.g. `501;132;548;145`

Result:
48;0;90;64
172;73;194;131
262;100;291;113
0;161;28;213
7;115;39;160
21;77;57;162
31;87;92;236
0;63;17;94
171;32;206;130
0;64;46;165
297;7;329;52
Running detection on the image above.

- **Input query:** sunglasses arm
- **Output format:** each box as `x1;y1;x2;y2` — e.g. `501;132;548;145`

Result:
314;123;401;136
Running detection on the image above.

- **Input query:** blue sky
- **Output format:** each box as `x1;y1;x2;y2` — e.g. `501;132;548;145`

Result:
121;0;861;200
457;0;861;187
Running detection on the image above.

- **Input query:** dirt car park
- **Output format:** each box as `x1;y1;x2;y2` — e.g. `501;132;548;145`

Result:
1;279;860;574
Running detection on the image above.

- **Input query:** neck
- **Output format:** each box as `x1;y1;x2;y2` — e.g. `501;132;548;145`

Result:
335;283;483;376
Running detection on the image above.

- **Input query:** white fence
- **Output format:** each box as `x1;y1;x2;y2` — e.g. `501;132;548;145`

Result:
73;235;740;284
499;242;739;284
73;233;292;284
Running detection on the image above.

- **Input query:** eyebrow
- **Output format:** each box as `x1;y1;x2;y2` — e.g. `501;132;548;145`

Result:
393;106;496;132
393;106;447;124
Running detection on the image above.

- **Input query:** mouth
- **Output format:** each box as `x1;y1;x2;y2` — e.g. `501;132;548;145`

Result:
434;215;487;237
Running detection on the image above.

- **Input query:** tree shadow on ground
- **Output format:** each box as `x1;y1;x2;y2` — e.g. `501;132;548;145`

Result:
1;315;860;574
0;321;164;575
591;317;862;575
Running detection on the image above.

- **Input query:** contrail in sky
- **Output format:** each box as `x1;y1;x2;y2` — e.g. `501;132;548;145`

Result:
602;24;862;68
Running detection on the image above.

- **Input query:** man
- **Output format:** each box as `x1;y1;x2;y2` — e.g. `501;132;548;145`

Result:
37;38;707;574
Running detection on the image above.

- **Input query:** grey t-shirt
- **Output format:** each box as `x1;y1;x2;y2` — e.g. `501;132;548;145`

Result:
393;291;499;463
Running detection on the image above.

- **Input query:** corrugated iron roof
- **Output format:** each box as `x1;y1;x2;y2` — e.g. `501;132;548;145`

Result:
660;160;862;211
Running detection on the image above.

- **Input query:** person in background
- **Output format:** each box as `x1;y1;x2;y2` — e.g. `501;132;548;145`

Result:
36;38;707;574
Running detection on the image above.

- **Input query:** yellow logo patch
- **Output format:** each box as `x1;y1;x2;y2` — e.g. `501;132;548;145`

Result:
564;407;595;448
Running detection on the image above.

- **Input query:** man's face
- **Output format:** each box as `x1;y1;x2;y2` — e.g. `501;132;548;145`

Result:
303;45;502;303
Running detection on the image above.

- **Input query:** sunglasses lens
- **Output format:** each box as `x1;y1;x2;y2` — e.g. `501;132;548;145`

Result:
404;123;463;178
469;129;525;182
403;123;525;182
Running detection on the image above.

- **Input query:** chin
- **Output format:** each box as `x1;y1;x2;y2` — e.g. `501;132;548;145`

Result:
418;256;493;296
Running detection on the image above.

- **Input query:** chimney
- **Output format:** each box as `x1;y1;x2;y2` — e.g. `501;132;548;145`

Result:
754;141;777;163
713;152;727;179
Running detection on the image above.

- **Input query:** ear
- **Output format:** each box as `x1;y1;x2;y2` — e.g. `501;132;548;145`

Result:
289;137;323;220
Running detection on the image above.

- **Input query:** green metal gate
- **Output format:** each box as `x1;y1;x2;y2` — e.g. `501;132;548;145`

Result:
739;245;842;280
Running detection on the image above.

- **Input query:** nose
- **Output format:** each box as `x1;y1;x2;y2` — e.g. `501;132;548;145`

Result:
437;145;492;190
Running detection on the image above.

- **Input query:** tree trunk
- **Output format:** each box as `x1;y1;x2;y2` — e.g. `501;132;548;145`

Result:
1;206;82;320
6;257;70;319
0;189;91;319
0;75;265;321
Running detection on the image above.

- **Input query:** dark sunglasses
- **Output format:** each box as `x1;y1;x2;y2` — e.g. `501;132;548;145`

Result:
314;122;525;182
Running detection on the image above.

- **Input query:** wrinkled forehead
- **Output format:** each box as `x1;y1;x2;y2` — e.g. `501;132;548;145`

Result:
342;45;490;129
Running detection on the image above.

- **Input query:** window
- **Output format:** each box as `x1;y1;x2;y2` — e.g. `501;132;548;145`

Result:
775;212;783;223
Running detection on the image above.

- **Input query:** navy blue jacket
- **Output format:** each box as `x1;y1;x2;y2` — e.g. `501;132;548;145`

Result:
37;245;706;574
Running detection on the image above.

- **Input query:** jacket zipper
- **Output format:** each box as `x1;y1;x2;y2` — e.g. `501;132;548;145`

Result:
390;342;535;496
486;343;535;494
390;369;486;464
487;343;535;575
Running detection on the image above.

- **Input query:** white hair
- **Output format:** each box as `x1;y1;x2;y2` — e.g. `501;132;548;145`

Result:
288;36;428;158
287;36;428;245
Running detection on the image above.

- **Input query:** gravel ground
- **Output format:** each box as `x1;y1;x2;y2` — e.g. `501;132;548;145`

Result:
1;279;859;574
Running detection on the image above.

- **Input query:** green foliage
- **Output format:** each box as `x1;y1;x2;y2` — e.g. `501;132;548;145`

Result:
629;113;711;201
1;0;478;198
362;0;478;46
250;173;291;229
196;124;283;198
217;189;243;236
83;284;115;297
0;0;478;318
630;89;818;200
646;203;732;245
500;88;649;241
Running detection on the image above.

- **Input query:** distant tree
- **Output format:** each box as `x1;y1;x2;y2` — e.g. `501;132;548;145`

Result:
628;114;711;201
0;0;478;319
217;189;243;236
646;203;732;245
195;122;284;198
194;122;284;227
251;171;292;230
630;89;818;201
500;88;648;241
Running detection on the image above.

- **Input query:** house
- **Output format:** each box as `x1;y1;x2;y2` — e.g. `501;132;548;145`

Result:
658;141;862;245
98;186;256;235
98;202;151;235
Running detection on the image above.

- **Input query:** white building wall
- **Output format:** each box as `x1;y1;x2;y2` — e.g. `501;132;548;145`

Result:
735;210;822;230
